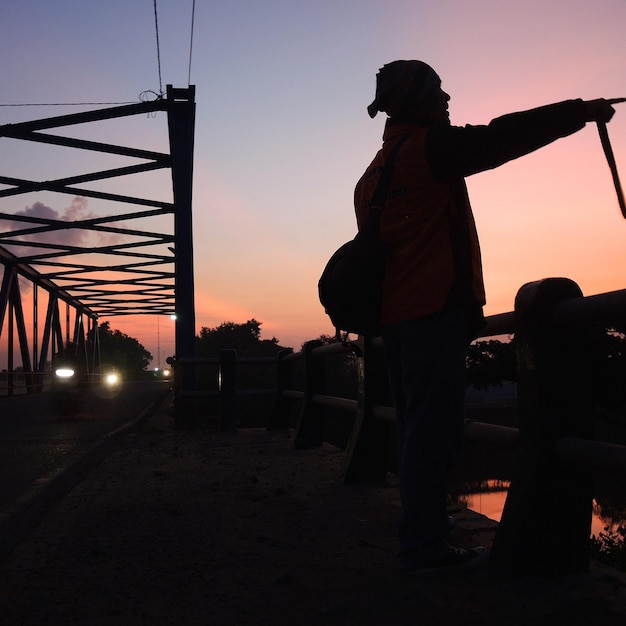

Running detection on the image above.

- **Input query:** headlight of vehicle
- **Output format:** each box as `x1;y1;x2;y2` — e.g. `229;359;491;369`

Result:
93;369;122;398
104;372;120;386
55;368;75;379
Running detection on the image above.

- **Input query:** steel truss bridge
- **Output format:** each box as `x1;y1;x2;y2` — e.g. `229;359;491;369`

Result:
0;86;197;420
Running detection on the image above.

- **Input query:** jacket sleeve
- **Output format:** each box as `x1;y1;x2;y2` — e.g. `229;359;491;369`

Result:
427;99;588;179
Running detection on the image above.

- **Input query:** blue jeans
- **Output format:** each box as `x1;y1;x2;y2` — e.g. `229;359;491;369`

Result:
382;308;468;566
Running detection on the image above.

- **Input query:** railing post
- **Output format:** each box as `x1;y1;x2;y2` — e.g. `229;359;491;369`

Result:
294;340;324;448
268;349;293;430
219;349;237;432
489;278;595;578
342;336;393;482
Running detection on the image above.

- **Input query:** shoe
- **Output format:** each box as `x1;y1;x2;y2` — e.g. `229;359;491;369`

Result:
402;545;488;578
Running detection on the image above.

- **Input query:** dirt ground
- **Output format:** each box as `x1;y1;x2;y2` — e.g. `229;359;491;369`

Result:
0;403;625;625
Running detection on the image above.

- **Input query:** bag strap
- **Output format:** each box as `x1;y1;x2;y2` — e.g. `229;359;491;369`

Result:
369;134;409;211
597;121;626;219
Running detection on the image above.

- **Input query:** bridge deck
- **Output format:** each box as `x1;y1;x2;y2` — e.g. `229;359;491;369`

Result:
0;399;624;624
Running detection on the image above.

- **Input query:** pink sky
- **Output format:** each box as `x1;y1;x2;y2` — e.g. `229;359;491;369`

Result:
1;1;626;363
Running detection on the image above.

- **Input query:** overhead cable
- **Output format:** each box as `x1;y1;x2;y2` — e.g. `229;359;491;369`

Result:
0;101;138;107
188;0;196;86
153;0;164;95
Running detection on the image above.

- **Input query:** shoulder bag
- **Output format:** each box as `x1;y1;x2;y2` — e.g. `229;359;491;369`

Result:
318;135;408;339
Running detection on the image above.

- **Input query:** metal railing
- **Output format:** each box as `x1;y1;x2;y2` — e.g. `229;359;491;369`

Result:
171;352;280;429
170;277;626;578
267;277;626;578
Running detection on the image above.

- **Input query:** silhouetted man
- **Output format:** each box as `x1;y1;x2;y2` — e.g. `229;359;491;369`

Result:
356;59;615;577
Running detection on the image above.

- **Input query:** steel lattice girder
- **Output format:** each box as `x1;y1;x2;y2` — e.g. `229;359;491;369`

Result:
0;86;196;382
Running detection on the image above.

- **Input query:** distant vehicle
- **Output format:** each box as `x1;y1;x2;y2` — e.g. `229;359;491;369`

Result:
152;367;172;380
52;357;122;415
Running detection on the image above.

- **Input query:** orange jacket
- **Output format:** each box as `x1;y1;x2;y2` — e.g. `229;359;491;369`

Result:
354;100;588;326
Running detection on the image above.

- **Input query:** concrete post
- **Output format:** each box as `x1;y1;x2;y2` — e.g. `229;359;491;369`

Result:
268;349;294;430
219;349;237;432
489;278;595;578
342;336;393;483
294;340;325;449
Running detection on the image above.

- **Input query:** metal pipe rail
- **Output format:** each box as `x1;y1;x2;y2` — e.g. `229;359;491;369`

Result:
169;279;626;579
553;288;626;326
557;436;626;474
312;394;358;413
173;350;288;429
464;420;519;449
479;311;514;338
269;278;626;579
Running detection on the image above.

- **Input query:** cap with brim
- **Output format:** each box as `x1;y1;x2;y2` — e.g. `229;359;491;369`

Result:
368;60;438;118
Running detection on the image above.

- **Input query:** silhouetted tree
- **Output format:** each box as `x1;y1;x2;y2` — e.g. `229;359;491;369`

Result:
194;320;292;426
464;328;626;416
466;339;516;390
196;319;291;357
94;321;152;376
300;334;338;351
594;325;626;414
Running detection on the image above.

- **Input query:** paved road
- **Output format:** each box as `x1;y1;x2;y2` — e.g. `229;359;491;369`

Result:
0;380;171;513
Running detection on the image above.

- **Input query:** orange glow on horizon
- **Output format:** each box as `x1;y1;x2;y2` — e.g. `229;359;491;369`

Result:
1;0;626;357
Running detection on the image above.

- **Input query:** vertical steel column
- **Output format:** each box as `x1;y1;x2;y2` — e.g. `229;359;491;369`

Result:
0;267;14;339
53;298;63;358
7;298;14;395
39;292;56;372
167;84;197;427
10;275;33;388
33;284;39;389
90;318;100;375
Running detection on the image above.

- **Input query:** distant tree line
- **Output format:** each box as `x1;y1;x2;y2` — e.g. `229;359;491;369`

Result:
194;319;292;426
466;324;626;416
192;318;626;413
59;313;624;421
196;319;291;357
466;339;517;390
90;321;153;378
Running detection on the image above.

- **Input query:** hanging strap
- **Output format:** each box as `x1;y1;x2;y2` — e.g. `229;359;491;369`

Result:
369;134;409;211
597;120;626;218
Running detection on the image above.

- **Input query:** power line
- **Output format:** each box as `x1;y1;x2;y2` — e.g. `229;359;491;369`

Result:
0;101;139;107
153;0;164;95
2;1;193;109
0;91;162;108
188;0;196;86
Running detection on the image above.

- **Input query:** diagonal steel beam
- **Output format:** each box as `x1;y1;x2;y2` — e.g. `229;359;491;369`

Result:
7;130;171;163
0;99;168;136
9;275;33;373
0;246;96;317
1;86;196;404
0;161;168;198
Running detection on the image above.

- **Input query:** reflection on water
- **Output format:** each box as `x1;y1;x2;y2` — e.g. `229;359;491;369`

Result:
453;480;625;538
454;480;509;523
457;400;626;541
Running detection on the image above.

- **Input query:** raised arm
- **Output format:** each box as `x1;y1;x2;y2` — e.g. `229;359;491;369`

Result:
428;99;616;180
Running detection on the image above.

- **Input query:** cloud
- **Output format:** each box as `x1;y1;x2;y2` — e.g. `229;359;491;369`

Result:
2;197;133;257
13;197;97;248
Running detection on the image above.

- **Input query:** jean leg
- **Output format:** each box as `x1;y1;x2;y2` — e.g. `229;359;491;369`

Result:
383;309;468;565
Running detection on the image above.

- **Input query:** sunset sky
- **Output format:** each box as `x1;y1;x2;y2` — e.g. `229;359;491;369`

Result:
1;0;626;365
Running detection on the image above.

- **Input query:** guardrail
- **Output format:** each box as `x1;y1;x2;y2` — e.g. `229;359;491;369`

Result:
173;353;279;430
0;372;51;396
171;277;626;578
268;277;626;579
